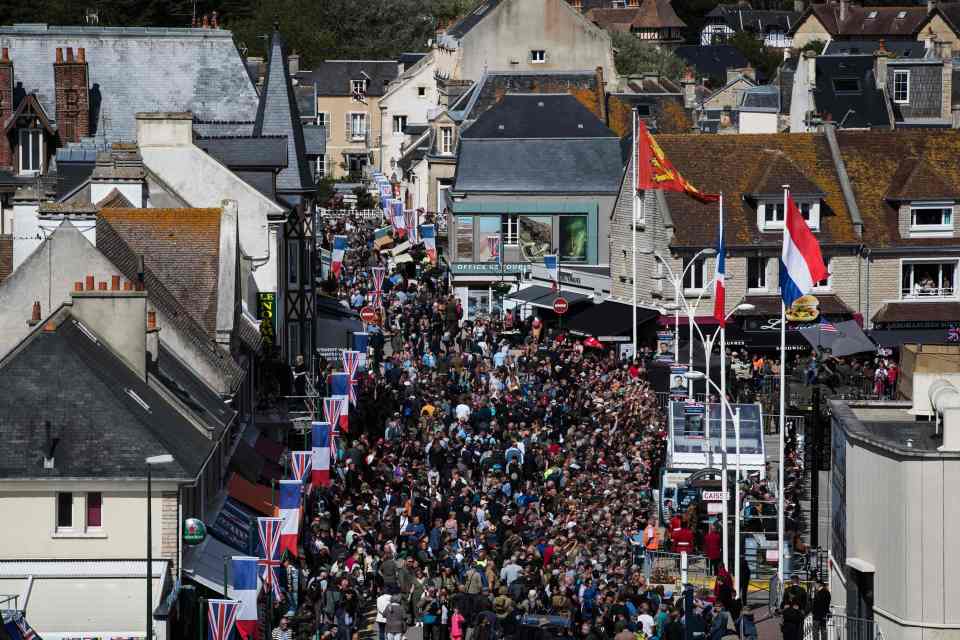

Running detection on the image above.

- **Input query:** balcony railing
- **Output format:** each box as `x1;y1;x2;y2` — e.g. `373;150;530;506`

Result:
902;285;955;299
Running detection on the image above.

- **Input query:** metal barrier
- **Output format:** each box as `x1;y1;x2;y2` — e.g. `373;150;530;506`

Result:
763;414;807;436
802;609;883;640
641;550;712;590
319;208;384;220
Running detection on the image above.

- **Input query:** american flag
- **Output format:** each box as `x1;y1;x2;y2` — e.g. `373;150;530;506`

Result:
289;451;312;484
372;267;385;308
342;350;361;406
207;599;241;640
256;517;284;600
820;317;838;333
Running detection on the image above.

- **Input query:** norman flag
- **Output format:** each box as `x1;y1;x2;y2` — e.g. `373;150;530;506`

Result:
331;235;347;279
256;517;284;600
290;451;312;484
207;599;241;640
637;119;719;203
312;422;331;486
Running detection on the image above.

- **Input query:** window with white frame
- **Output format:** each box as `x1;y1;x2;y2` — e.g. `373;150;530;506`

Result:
682;255;708;292
417;86;427;98
530;50;546;63
19;129;42;175
763;201;785;226
747;257;769;291
634;192;645;226
893;70;910;104
501;214;519;245
315;154;326;180
56;492;73;531
316;111;329;128
351;79;367;98
902;260;956;298
440;127;454;155
910;203;953;234
350;113;367;140
814;256;832;290
393;115;408;135
759;199;819;231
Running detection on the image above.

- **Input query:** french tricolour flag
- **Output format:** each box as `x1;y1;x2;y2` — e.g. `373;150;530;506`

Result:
329;375;351;430
331;235;347;279
713;196;726;326
421;224;437;264
229;556;258;640
312;421;331;486
278;480;301;557
780;192;828;308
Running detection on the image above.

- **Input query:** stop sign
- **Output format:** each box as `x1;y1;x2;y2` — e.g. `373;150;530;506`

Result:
360;306;379;324
553;297;569;315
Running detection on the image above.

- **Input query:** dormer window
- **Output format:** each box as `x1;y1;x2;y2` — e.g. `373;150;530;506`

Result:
758;199;820;232
909;202;953;236
351;79;367;100
19;129;42;175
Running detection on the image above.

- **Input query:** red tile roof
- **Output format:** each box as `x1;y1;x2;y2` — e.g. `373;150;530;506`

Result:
804;3;932;37
586;0;686;31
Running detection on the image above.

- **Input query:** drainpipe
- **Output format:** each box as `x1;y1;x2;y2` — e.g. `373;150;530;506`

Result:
865;247;872;329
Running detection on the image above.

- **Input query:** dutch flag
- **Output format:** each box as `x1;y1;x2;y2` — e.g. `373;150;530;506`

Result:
780;192;828;308
229;556;258;640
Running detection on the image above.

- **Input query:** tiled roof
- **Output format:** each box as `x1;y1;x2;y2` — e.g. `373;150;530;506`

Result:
813;56;891;129
462;71;602;122
625;74;682;94
823;39;927;58
95;187;134;208
674;45;750;82
586;0;686;31
0;311;212;480
195;136;289;169
304;60;398;97
873;301;960;324
462;94;615;139
253;29;313;196
747;149;824;197
802;3;932;37
445;0;507;40
836;129;960;246
0;234;11;281
654;133;857;247
707;4;800;33
0;24;259;143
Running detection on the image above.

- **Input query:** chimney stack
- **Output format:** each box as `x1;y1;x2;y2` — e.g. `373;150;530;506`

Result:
28;301;41;326
681;67;697;109
594;66;607;125
874;40;891;90
0;46;13;169
54;43;91;143
71;274;149;380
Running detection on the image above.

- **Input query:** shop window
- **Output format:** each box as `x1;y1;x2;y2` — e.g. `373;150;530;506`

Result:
456;216;474;262
518;215;552;259
478;216;501;262
902;261;956;299
559;215;588;262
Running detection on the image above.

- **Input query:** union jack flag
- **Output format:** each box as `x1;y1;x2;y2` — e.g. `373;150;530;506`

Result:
207;599;241;640
404;209;419;243
372;267;386;308
290;451;312;483
342;350;361;406
323;396;348;429
819;317;838;333
256;517;284;600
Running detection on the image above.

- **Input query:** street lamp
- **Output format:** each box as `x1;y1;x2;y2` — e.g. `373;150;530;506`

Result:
683;370;742;597
146;454;174;640
653;248;716;367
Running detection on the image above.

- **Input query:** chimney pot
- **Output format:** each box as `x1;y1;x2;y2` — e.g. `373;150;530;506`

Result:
111;274;121;290
30;301;41;324
147;310;157;330
97;281;107;291
74;281;83;291
66;47;74;63
77;47;85;63
1;48;8;63
85;274;95;291
55;48;63;64
123;280;133;291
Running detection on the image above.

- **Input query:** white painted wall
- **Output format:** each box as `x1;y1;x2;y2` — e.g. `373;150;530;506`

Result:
739;111;778;133
379;55;440;178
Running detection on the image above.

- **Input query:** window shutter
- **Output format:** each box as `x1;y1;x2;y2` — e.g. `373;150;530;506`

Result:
345;112;352;142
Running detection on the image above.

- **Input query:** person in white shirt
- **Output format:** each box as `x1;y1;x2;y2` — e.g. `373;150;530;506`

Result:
637;602;655;636
455;402;471;422
376;591;393;640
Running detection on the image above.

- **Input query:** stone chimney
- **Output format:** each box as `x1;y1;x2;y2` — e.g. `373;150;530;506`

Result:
53;46;90;144
288;53;300;76
681;67;697;109
874;40;891;90
135;112;194;147
70;274;148;380
0;48;13;169
804;49;817;87
594;66;607;124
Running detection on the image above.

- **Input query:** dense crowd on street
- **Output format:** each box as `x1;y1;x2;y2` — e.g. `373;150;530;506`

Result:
262;214;814;640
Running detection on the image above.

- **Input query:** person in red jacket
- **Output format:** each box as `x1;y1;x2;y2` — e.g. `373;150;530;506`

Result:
672;523;694;555
703;521;723;575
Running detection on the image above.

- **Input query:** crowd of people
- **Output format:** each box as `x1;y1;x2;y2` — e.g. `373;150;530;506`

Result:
261;214;797;640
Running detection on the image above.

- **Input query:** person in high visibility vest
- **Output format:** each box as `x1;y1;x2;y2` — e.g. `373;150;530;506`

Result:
643;516;660;582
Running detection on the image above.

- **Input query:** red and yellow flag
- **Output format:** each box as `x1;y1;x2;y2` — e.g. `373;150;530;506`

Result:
636;119;719;203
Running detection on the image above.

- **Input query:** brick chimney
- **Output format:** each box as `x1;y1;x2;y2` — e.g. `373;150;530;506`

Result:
0;48;14;169
53;46;90;144
594;66;607;124
70;274;149;380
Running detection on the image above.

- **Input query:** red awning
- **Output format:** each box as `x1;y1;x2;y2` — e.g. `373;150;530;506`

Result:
227;473;277;516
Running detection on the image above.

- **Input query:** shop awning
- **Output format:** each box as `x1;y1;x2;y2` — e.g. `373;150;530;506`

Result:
872;301;960;325
735;294;855;316
183;533;245;596
227;473;276;516
566;301;658;339
507;285;590;309
868;328;958;346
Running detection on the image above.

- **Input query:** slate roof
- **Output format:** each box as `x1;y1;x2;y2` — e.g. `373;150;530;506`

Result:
739;85;780;112
253;28;313;196
0;310;216;480
675;45;750;82
823;39;927;58
0;234;10;281
195;136;289;169
0;24;259;143
798;3;933;38
585;0;686;32
835;129;960;246
454;138;623;193
151;343;236;435
813;56;892;129
304;60;398;97
99;208;221;335
445;0;506;39
706;4;800;33
652;133;856;247
462;94;616;139
303;125;326;156
461;71;602;122
399;52;428;67
624;74;682;94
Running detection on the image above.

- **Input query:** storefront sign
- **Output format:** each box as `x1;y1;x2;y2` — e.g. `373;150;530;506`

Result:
183;518;207;546
257;292;276;342
451;262;531;276
702;491;730;501
553;297;569;315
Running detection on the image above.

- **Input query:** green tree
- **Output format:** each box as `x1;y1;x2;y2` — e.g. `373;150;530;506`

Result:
799;39;827;56
727;31;782;81
611;32;685;81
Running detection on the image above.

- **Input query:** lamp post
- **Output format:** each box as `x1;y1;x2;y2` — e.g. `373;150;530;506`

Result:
651;248;716;366
146;454;174;640
682;370;742;596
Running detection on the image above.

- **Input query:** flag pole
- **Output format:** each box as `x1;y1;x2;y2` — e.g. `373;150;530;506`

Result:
778;185;788;585
719;191;729;572
733;406;741;598
632;108;638;358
